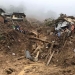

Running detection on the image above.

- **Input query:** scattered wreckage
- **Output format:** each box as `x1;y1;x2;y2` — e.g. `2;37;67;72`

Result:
55;14;75;38
0;8;75;66
12;22;59;65
24;14;75;65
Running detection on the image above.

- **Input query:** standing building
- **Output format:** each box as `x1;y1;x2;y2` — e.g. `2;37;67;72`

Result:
12;12;26;21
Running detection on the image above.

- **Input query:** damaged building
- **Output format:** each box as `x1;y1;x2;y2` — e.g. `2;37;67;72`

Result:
55;19;69;31
0;8;26;22
55;14;75;31
11;12;26;21
54;14;75;37
4;13;12;21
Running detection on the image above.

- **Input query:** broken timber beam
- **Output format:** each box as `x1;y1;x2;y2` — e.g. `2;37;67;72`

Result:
45;42;54;62
47;51;55;66
63;40;67;48
35;51;40;58
29;37;59;45
32;45;42;54
33;51;40;62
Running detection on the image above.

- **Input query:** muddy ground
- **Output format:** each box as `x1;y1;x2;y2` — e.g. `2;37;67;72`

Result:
0;20;75;75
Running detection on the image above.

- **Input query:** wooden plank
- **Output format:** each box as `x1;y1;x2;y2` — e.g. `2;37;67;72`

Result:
35;51;40;58
45;42;54;62
29;37;59;45
47;51;55;66
63;40;67;48
32;45;42;54
33;51;40;62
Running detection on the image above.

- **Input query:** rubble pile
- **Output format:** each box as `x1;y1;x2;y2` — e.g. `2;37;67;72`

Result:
0;12;75;75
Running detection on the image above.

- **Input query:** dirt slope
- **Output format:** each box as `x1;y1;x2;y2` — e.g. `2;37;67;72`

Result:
0;20;75;75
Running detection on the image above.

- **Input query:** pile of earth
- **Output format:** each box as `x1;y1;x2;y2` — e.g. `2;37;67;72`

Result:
0;20;33;57
0;19;75;75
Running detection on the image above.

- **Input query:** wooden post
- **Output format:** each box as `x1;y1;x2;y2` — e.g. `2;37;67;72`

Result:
33;51;40;62
35;51;40;58
32;45;42;54
45;42;54;62
63;40;67;48
47;51;55;66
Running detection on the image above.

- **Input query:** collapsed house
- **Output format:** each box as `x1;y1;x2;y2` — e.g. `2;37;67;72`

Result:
55;14;75;31
11;12;26;21
55;19;69;31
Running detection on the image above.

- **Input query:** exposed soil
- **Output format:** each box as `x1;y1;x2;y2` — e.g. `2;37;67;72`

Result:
0;20;75;75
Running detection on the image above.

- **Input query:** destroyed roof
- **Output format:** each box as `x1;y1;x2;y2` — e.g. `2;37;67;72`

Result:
12;12;26;17
67;16;75;19
55;18;65;23
0;8;5;13
64;18;75;24
55;16;75;24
